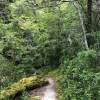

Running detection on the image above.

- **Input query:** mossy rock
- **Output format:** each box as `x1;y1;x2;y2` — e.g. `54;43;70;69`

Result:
0;76;48;100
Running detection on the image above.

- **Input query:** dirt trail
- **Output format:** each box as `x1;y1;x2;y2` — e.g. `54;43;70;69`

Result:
30;78;56;100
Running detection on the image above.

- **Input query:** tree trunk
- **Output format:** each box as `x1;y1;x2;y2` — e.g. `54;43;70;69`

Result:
74;1;89;50
96;0;100;29
86;0;92;33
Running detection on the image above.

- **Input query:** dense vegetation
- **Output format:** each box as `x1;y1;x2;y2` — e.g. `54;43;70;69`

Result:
0;0;100;100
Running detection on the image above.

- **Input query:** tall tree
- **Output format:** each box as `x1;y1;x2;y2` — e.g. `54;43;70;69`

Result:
74;1;89;50
87;0;93;33
96;0;100;30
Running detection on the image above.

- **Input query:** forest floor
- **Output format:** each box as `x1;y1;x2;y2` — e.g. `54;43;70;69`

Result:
29;67;60;100
13;68;59;100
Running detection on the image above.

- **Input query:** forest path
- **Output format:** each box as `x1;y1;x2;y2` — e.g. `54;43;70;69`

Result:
29;78;56;100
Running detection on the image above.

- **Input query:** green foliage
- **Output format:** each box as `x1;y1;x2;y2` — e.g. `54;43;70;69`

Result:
59;50;100;100
0;0;100;99
21;91;30;100
21;91;40;100
0;55;19;88
0;0;12;24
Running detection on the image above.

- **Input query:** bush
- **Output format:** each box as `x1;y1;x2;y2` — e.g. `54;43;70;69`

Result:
0;55;16;88
59;50;100;100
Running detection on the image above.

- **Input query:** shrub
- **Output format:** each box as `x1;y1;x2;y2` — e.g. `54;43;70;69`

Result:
59;50;100;100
